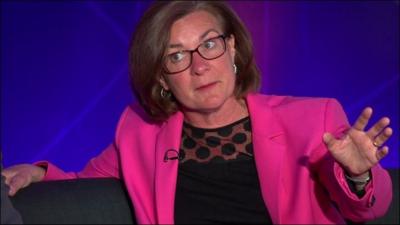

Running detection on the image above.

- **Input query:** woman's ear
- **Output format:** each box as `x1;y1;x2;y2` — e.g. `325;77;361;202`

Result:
159;75;170;91
227;34;236;62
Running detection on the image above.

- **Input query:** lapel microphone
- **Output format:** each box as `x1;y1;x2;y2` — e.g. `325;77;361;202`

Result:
163;149;182;162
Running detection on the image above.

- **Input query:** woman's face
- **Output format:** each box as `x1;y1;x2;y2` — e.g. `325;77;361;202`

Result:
160;10;236;114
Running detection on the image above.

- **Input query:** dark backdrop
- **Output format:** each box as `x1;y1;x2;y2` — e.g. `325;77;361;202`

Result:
1;1;398;170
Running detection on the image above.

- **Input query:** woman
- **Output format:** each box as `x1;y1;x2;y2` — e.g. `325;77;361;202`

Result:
2;1;393;224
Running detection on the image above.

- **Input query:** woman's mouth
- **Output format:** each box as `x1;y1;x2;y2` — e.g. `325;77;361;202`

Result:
195;81;218;91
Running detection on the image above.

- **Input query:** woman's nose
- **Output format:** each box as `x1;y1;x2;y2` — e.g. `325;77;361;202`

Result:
190;51;210;75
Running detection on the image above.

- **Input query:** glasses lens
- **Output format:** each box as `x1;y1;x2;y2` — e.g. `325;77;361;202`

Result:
198;36;225;60
164;35;226;74
164;51;190;74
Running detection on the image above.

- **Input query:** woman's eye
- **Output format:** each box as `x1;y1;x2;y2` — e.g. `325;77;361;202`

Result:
169;52;185;63
203;40;216;49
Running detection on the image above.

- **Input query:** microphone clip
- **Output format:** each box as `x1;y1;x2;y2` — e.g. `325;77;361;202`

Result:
163;149;182;162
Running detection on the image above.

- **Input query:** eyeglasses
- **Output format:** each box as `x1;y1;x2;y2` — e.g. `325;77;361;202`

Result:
163;35;227;74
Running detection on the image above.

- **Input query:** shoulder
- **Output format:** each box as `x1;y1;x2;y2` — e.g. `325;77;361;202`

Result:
119;103;159;126
114;102;162;141
247;93;343;113
247;93;349;131
248;93;350;157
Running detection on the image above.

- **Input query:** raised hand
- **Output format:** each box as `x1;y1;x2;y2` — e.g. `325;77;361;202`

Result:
323;107;392;177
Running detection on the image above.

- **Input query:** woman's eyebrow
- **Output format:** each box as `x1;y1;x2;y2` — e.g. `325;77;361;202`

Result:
168;29;220;49
199;29;220;41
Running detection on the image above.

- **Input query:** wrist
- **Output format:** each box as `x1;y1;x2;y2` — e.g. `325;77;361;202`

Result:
32;165;46;182
350;170;369;177
345;171;371;186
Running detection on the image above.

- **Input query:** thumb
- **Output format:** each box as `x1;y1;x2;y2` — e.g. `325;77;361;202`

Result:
323;132;336;149
8;175;27;196
8;185;17;196
8;179;18;196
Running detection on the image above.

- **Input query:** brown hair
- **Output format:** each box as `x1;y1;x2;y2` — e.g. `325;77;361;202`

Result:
129;1;261;122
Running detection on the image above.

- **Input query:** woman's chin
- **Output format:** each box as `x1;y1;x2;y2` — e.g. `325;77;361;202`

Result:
185;97;231;114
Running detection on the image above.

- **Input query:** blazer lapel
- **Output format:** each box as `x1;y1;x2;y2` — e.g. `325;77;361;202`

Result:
247;94;286;224
154;111;184;224
154;94;286;224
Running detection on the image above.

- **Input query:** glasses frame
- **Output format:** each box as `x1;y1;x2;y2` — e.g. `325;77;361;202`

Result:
163;34;227;75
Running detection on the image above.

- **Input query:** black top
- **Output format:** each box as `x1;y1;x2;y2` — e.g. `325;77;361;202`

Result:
174;117;272;224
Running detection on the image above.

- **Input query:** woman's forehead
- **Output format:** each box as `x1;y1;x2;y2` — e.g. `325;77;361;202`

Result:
168;10;223;45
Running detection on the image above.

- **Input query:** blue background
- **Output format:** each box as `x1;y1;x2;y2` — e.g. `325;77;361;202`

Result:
1;1;398;171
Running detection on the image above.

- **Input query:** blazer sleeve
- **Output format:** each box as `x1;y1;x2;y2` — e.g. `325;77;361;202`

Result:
35;142;121;181
310;98;392;222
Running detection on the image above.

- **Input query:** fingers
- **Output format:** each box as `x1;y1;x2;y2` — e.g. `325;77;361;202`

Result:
353;107;373;131
323;132;336;149
2;169;16;186
2;168;12;177
376;146;389;161
8;175;31;196
367;117;390;139
372;127;393;148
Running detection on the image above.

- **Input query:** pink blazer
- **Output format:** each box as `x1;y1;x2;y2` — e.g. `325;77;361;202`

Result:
41;93;392;224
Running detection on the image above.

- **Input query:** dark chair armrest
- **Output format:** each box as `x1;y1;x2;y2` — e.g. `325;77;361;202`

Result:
10;178;136;224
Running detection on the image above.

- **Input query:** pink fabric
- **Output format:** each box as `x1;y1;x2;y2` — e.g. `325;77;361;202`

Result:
39;93;392;224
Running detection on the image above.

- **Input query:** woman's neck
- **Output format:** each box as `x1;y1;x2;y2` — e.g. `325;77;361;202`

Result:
182;97;249;129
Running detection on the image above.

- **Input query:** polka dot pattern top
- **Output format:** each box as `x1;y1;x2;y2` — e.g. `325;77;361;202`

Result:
174;116;272;224
180;116;253;164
